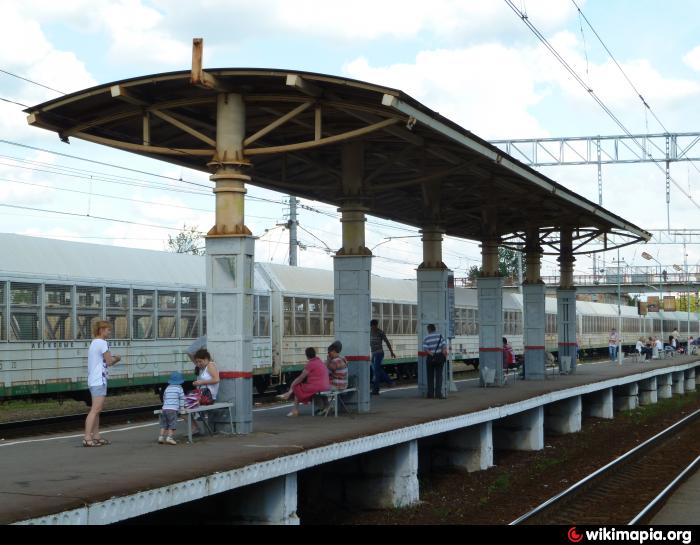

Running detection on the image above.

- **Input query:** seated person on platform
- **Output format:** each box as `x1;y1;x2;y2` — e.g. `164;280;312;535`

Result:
689;336;697;355
326;341;348;391
279;347;330;417
642;337;653;360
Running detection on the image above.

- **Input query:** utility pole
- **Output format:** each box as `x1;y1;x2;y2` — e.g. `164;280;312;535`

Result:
288;196;298;266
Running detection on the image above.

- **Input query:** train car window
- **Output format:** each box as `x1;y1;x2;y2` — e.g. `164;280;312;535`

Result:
382;302;392;334
44;285;73;340
393;303;402;335
309;298;321;335
202;294;207;336
294;298;308;335
411;305;417;334
402;304;411;335
283;297;293;335
256;295;270;337
106;288;129;339
76;287;102;340
372;302;381;323
10;282;40;341
157;291;177;338
133;290;154;339
180;292;199;339
0;283;4;341
323;299;334;336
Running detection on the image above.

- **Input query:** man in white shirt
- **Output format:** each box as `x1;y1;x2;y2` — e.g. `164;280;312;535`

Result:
608;328;619;362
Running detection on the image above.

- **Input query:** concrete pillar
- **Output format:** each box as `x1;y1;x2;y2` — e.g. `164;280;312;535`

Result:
429;423;493;472
206;92;254;434
493;407;544;451
614;383;639;411
685;368;696;392
583;388;614;419
334;141;371;413
557;229;577;374
545;396;582;434
638;377;658;405
672;371;685;395
657;373;673;399
696;366;700;386
523;229;546;380
221;474;299;525
477;237;504;386
417;226;449;398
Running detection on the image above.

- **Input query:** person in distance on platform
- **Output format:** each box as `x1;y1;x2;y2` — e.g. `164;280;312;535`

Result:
191;349;220;435
654;336;663;358
278;347;330;416
83;320;121;447
370;319;396;395
502;337;515;370
642;337;654;361
158;372;186;445
608;328;619;362
423;324;448;399
636;337;644;356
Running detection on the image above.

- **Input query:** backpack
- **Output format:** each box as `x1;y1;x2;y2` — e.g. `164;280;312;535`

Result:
199;386;214;406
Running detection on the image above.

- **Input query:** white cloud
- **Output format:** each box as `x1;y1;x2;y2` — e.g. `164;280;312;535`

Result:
683;45;700;72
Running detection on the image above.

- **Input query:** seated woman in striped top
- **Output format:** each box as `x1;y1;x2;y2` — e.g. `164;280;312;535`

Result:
326;340;348;391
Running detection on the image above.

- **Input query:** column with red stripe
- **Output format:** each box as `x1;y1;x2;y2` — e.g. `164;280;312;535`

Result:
557;228;577;375
205;92;255;434
523;227;546;380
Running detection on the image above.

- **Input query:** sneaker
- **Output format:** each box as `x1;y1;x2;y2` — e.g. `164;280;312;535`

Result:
157;436;165;444
165;436;177;445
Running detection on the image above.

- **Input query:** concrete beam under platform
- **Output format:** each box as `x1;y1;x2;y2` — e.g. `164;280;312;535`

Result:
638;377;658;406
493;407;544;451
582;388;614;419
423;422;493;473
545;396;582;434
614;383;639;412
673;371;686;395
220;474;299;525
685;368;696;392
658;373;673;399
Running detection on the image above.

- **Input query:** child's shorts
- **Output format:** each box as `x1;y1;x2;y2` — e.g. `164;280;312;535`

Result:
159;409;178;430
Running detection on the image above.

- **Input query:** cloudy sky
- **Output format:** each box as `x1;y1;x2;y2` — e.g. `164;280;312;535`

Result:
1;0;700;283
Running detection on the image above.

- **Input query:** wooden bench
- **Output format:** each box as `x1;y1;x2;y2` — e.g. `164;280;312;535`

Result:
154;402;234;443
311;388;357;417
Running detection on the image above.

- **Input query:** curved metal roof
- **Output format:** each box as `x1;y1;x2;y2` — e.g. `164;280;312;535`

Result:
25;66;651;252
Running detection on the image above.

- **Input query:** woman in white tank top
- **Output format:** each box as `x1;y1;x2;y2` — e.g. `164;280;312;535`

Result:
193;349;220;400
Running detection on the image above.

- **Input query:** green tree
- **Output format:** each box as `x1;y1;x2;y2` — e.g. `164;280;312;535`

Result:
466;247;524;280
167;224;204;255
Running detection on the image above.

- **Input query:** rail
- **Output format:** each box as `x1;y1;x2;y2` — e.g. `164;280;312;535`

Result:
510;407;700;525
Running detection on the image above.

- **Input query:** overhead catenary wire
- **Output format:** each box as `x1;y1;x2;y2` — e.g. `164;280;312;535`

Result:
503;0;700;213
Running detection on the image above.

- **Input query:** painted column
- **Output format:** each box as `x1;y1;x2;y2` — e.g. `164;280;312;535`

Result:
206;93;255;434
672;371;685;395
657;373;673;399
685;368;696;392
478;237;504;386
613;383;639;411
417;226;449;398
334;141;371;413
523;228;546;380
557;228;577;374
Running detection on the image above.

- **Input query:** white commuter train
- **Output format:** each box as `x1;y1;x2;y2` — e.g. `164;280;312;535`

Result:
0;234;697;400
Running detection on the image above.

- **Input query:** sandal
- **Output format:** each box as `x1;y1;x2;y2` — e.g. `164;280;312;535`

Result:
94;438;111;445
82;439;101;447
286;411;299;417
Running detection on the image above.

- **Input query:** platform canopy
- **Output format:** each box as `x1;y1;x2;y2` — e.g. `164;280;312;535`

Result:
25;66;650;254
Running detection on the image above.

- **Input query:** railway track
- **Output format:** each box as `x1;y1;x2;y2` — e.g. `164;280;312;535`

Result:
511;408;700;525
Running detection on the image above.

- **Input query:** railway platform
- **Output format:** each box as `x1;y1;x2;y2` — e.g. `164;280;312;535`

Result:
2;356;699;525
